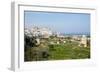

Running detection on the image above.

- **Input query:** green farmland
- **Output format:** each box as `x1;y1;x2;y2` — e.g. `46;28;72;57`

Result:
24;36;90;61
48;43;90;60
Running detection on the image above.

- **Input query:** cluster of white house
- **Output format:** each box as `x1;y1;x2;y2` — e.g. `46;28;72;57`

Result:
25;26;90;47
25;26;52;38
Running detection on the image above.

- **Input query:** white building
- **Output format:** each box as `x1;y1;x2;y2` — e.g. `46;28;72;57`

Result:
25;26;52;38
24;28;33;37
39;28;52;38
79;35;87;47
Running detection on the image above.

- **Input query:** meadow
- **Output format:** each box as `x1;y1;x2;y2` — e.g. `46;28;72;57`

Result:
24;36;90;61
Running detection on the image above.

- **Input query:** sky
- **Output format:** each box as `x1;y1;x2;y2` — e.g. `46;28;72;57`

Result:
24;11;90;34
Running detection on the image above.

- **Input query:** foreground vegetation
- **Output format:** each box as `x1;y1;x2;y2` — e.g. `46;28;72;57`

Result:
24;36;90;61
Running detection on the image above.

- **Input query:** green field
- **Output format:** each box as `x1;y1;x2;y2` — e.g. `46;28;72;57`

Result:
24;36;90;61
48;43;90;60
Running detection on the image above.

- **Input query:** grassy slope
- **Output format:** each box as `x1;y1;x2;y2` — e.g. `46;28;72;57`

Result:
25;38;90;61
48;42;90;60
